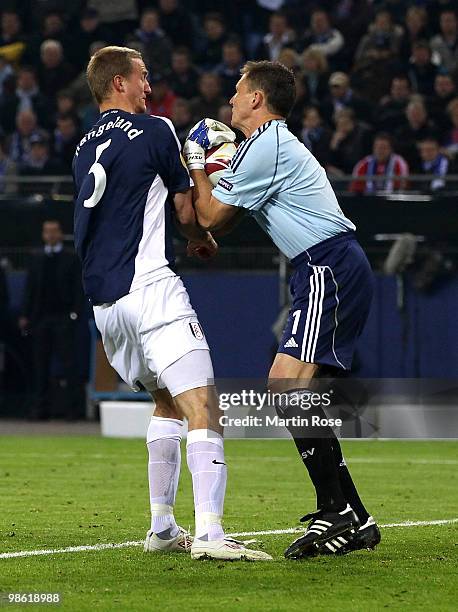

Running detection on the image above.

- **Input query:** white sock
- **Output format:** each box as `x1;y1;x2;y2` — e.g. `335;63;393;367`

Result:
186;429;226;541
146;416;183;537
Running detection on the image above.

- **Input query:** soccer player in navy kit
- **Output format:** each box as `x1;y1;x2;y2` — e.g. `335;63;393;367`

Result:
184;61;381;558
73;47;270;561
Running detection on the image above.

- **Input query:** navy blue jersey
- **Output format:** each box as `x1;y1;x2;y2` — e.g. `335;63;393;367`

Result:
73;109;191;303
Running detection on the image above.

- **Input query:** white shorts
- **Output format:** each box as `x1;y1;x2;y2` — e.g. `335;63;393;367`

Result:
93;276;211;395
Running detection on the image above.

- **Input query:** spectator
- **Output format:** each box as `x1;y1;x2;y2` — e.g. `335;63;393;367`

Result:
18;219;83;420
430;10;458;74
53;113;81;171
416;135;450;191
126;9;172;76
87;0;138;42
300;48;329;105
327;107;371;175
350;132;409;194
66;41;106;113
396;98;437;168
297;10;344;71
255;11;295;61
24;1;82;31
428;73;456;132
428;0;458;32
214;39;245;99
55;90;78;117
24;11;72;68
168;47;200;99
19;132;67;187
37;40;77;105
0;10;26;65
355;10;403;68
353;10;404;103
0;135;17;194
0;70;16;133
277;47;299;72
444;97;458;156
171;97;194;144
67;9;112;71
407;41;438;96
9;109;43;164
217;103;233;128
146;74;176;119
195;12;227;70
158;0;197;52
287;77;311;136
330;0;375;66
300;105;332;167
376;75;412;132
399;6;430;63
0;56;14;97
322;71;372;126
5;66;49;130
189;72;225;123
380;0;407;23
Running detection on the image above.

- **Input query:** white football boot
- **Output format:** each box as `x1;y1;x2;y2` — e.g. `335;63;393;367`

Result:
144;526;193;553
191;537;272;561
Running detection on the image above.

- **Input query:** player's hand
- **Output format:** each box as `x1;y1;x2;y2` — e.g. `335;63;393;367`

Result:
183;119;236;171
186;233;218;260
182;138;205;171
187;119;236;150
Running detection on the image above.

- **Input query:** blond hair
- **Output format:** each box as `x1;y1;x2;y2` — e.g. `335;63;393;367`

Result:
302;48;328;74
86;45;143;104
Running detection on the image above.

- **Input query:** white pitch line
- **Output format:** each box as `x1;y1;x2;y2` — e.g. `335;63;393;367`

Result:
344;458;458;465
1;518;457;560
228;518;458;537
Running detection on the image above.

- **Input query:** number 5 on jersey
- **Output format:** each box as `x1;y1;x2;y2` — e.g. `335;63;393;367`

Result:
83;139;112;208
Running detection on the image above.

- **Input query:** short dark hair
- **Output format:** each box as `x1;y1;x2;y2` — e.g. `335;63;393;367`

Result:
43;219;62;229
241;60;296;117
374;131;393;146
418;133;440;145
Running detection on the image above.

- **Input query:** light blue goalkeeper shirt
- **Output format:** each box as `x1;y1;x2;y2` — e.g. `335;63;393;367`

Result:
212;119;355;259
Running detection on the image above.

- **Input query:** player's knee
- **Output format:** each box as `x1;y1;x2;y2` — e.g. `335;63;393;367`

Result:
273;388;308;419
273;388;333;439
151;388;183;421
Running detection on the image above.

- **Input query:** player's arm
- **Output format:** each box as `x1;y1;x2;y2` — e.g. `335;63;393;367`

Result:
182;118;242;232
190;168;241;232
184;118;275;232
172;188;218;253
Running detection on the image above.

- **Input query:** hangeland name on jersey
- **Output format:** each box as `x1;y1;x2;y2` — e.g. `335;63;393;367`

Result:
75;114;144;157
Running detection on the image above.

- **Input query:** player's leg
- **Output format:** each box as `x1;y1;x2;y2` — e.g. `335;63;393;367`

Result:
269;352;360;558
92;296;191;553
269;354;347;512
160;349;271;561
143;387;192;553
272;235;377;557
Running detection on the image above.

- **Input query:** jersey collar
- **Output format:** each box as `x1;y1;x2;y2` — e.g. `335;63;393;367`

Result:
100;108;125;119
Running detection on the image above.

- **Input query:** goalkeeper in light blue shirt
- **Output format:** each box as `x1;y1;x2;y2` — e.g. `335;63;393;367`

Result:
183;60;380;560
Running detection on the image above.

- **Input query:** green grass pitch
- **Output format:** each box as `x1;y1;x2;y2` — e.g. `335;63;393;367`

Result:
0;437;457;611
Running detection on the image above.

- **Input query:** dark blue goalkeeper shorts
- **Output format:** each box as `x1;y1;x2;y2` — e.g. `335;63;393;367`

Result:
278;231;374;370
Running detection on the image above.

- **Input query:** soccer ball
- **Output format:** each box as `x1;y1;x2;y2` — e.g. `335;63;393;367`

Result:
205;141;237;186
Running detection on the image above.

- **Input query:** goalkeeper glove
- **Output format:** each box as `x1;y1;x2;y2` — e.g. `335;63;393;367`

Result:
183;118;236;171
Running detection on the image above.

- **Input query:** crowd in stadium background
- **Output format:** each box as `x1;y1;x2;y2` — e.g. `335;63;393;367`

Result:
1;0;458;191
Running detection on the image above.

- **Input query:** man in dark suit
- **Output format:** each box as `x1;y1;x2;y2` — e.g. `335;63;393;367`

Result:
19;220;83;420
